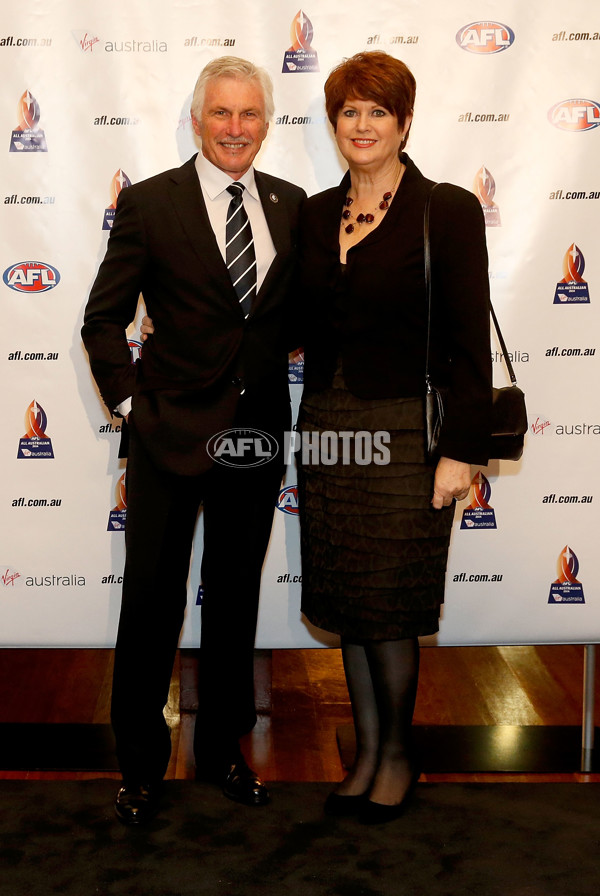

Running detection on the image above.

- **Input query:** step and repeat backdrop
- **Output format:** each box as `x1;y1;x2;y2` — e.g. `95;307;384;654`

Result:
1;1;599;647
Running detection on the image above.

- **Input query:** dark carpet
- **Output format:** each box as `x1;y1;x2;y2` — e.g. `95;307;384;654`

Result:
0;780;598;896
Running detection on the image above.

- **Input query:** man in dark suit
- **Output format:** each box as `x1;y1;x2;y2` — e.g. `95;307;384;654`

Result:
82;57;305;825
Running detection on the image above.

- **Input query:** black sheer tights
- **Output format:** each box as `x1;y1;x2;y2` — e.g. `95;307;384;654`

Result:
336;637;420;806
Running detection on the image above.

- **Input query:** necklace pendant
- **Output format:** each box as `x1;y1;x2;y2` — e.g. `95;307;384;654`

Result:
341;184;396;231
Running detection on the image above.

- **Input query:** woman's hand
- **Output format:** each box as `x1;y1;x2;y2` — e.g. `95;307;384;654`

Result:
432;457;471;509
140;315;155;342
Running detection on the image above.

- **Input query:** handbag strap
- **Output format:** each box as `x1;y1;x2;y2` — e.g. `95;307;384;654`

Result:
423;185;437;385
423;184;518;388
488;302;518;386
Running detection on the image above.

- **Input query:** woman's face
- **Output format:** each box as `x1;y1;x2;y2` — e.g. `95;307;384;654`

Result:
334;98;410;173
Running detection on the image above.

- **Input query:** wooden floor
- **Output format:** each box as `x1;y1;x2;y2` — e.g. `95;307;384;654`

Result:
0;645;598;783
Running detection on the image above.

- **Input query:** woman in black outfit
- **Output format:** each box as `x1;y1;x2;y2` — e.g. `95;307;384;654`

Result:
297;51;492;824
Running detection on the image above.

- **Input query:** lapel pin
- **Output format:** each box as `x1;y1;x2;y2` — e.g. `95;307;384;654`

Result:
269;193;279;203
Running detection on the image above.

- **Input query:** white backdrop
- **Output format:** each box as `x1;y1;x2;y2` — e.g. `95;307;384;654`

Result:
1;0;599;648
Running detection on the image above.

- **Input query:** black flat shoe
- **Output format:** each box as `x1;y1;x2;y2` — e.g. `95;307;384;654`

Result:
114;783;159;826
222;758;270;807
324;791;368;816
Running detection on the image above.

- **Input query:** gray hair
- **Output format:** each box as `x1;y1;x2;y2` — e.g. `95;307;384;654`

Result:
191;56;275;123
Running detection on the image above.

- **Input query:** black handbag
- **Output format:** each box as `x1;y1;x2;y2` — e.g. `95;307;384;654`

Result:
424;186;527;462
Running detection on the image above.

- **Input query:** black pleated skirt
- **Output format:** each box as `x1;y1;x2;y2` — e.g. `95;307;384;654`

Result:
297;370;455;641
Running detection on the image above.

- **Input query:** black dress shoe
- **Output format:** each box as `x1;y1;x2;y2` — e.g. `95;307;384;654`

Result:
222;758;270;807
358;798;408;825
324;791;368;816
114;783;159;826
358;767;421;825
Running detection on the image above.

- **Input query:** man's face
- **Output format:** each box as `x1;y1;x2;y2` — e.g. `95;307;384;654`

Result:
193;76;269;179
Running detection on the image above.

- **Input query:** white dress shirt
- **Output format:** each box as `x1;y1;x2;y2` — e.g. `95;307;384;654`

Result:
194;151;276;290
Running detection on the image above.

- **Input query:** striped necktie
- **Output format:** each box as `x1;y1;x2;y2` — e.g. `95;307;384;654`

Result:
225;183;256;318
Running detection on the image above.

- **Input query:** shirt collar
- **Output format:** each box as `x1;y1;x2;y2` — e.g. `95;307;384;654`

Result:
194;152;259;202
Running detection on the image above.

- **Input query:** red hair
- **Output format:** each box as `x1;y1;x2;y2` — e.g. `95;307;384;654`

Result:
324;51;416;148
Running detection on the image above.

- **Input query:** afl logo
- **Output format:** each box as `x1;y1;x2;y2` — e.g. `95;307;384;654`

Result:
456;22;515;54
277;484;299;515
128;339;143;364
549;99;600;132
3;261;60;293
206;428;279;468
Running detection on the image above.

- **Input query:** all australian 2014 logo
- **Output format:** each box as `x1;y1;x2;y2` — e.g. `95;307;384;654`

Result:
473;167;501;227
548;545;585;603
282;10;319;73
10;90;47;152
461;472;496;529
108;472;127;530
554;244;590;304
103;169;132;230
288;347;304;384
17;400;54;458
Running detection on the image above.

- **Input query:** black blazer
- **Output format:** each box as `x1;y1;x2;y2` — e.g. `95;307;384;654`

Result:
299;154;492;465
82;155;306;475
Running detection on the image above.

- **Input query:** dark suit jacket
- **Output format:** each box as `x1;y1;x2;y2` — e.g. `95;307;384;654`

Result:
82;155;306;475
299;154;492;465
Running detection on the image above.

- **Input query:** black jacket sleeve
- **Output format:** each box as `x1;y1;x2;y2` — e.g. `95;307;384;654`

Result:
429;184;493;465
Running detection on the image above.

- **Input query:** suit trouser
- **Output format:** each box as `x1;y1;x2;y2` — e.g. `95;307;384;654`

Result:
111;408;287;785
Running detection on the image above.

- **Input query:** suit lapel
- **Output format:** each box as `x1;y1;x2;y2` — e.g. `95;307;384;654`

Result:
165;161;293;317
166;156;239;309
254;172;293;310
255;172;291;257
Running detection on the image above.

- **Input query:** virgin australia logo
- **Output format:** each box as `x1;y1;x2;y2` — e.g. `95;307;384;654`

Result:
72;30;101;52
